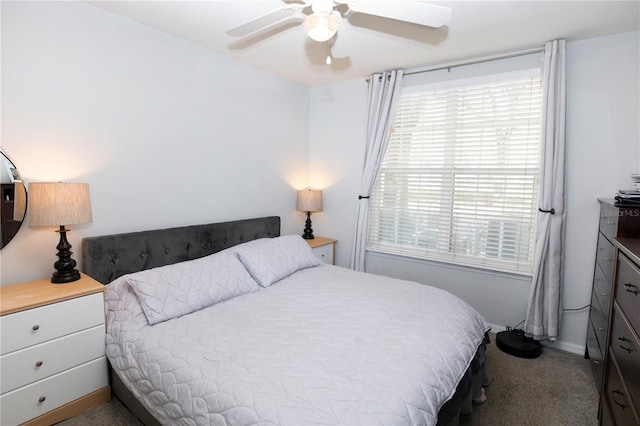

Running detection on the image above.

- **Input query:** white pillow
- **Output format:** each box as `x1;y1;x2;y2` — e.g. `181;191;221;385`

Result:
236;235;321;287
126;250;259;325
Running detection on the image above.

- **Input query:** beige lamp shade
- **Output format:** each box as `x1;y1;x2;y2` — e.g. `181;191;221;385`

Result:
29;182;92;226
296;189;323;213
13;181;27;222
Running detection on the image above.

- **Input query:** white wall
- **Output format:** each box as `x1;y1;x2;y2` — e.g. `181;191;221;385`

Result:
310;31;640;353
308;80;369;266
0;1;310;285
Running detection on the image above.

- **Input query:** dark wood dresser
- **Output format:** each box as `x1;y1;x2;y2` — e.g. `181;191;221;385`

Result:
588;199;640;425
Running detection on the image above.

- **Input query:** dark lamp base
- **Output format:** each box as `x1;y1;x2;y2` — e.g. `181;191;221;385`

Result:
51;225;82;284
302;211;315;240
52;269;81;284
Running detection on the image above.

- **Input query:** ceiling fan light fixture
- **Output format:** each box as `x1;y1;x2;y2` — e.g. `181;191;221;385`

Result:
304;13;339;42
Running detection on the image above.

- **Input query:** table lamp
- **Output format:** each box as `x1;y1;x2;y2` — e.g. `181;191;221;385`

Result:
296;188;322;240
29;182;92;283
13;181;27;222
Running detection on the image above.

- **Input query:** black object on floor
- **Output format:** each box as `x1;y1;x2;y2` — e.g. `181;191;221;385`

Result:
496;329;542;358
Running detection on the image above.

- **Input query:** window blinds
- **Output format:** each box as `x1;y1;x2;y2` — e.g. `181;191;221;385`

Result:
368;70;543;274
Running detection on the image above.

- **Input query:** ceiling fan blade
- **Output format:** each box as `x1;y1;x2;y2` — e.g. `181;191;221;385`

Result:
226;8;298;37
330;12;351;58
347;0;452;28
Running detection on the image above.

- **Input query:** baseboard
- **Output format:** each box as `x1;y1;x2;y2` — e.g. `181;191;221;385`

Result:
486;323;584;356
540;339;585;355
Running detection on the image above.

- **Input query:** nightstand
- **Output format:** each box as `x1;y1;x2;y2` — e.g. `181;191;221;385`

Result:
0;273;110;425
306;237;337;265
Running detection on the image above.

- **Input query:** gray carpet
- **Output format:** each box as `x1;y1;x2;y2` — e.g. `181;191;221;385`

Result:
58;336;598;425
459;337;598;426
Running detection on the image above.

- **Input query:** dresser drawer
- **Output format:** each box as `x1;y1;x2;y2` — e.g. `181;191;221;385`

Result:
605;350;640;425
590;291;609;353
600;204;619;241
586;319;604;390
0;356;108;426
0;325;106;394
593;262;612;315
597;232;616;281
615;253;640;335
602;396;616;426
0;293;104;355
610;303;640;414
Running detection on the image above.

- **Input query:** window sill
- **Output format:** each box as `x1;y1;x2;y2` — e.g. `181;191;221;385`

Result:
366;248;533;280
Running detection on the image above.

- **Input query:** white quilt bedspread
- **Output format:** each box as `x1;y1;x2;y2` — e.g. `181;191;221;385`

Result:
105;264;489;426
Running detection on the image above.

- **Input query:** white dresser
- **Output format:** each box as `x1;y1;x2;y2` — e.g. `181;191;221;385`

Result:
0;274;110;425
305;237;337;265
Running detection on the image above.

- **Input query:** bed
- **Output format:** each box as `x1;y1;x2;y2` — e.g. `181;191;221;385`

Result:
82;216;490;426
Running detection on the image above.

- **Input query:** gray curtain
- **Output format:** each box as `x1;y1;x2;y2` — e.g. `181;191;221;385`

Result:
524;39;567;340
350;70;404;271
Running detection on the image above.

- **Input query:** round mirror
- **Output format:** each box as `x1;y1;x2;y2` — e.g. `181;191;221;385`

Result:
0;150;27;249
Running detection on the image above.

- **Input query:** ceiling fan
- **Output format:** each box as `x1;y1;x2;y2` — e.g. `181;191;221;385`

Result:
226;0;452;60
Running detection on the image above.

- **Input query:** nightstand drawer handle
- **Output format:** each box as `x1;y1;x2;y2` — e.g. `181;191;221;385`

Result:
38;396;46;403
35;360;43;367
32;324;40;331
623;283;639;295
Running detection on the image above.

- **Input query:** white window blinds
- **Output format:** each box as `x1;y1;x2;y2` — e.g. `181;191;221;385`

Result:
368;69;543;274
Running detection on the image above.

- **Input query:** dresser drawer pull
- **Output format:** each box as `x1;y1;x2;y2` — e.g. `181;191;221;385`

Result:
612;390;628;410
38;396;46;403
600;292;609;297
623;283;639;295
603;257;612;262
31;324;40;331
619;344;632;354
592;360;601;365
35;360;43;367
616;337;633;353
598;327;606;331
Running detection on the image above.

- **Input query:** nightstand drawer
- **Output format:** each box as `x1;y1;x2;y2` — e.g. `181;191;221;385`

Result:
0;325;106;393
0;292;104;355
0;356;108;426
312;243;334;264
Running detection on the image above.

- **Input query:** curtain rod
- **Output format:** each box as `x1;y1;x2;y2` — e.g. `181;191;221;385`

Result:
404;46;545;76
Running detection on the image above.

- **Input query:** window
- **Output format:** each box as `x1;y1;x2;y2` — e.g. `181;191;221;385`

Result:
368;69;543;274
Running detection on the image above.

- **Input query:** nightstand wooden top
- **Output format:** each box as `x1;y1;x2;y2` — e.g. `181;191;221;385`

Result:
305;237;337;248
0;273;104;316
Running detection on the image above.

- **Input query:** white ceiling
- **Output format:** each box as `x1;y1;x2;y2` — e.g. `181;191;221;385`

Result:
88;0;640;87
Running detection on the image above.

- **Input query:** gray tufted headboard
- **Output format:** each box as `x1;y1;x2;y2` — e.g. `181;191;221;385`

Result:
82;216;280;284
